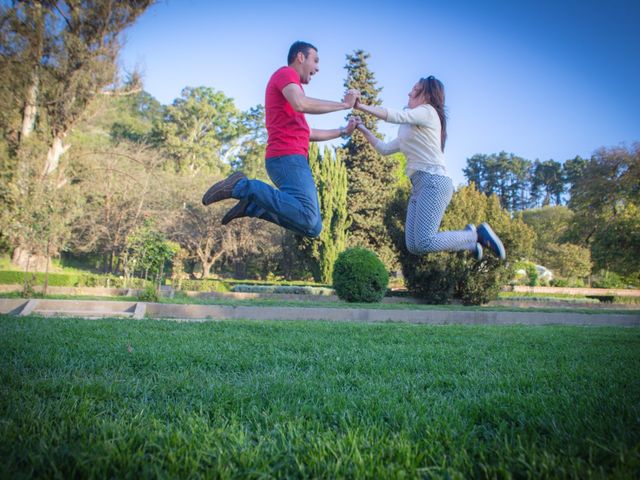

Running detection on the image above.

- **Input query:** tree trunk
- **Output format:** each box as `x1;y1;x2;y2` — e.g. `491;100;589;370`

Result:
19;2;43;143
200;258;214;279
43;134;70;176
12;247;49;272
43;239;51;296
20;74;38;141
23;254;31;295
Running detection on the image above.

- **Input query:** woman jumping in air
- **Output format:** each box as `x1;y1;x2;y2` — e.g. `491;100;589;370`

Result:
354;76;505;261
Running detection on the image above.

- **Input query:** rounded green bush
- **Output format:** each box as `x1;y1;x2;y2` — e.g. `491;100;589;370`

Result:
332;247;389;302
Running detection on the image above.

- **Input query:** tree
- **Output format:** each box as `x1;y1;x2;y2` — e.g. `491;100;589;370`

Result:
562;155;588;198
3;154;80;275
521;206;572;258
517;206;592;282
11;0;152;174
121;220;179;286
153;86;242;174
590;202;640;281
228;105;267;180
160;173;279;279
296;143;350;283
342;49;399;270
67;142;167;273
530;159;564;207
107;91;163;144
566;144;640;279
0;0;153;269
463;152;533;210
162;174;234;278
543;242;592;281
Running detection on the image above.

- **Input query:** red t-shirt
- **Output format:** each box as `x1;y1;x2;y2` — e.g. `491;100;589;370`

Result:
265;66;310;159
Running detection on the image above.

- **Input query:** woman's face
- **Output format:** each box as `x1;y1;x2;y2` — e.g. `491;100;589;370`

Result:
407;82;427;108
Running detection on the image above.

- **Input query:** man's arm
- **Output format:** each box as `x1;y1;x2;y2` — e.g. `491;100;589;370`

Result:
309;116;359;142
309;128;344;142
283;84;358;114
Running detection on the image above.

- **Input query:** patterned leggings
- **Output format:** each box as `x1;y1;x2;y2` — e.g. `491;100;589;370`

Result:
405;171;478;255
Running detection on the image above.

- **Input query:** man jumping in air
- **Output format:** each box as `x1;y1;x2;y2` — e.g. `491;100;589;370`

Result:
202;41;359;237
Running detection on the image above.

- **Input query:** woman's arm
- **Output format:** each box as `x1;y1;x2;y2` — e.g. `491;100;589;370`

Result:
356;123;400;156
384;105;430;126
353;101;388;121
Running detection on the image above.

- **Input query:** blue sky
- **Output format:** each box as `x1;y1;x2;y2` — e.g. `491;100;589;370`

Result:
119;0;640;186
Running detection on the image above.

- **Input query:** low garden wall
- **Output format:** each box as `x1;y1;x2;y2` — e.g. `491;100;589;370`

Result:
507;286;640;297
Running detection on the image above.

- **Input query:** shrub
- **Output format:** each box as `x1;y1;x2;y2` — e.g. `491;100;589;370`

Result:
611;296;640;305
20;274;36;298
332;248;389;303
385;183;534;305
569;278;586;287
138;283;159;302
550;278;569;287
179;279;230;292
0;271;25;284
0;270;151;289
525;263;539;287
229;279;330;288
231;285;334;296
592;270;626;289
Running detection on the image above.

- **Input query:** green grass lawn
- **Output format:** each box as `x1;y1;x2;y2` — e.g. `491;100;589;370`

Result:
1;316;639;478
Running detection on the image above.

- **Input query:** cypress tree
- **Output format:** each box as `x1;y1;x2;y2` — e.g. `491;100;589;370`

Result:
296;143;350;283
342;50;399;270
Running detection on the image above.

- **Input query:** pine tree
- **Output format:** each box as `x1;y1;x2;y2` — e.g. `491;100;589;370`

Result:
296;143;350;283
341;50;399;270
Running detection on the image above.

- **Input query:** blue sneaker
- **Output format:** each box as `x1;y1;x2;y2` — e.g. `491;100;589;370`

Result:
465;224;483;261
477;223;506;260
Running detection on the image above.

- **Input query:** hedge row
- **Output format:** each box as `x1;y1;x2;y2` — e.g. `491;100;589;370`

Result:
231;285;335;296
178;279;230;292
0;271;327;293
227;279;331;288
0;271;146;288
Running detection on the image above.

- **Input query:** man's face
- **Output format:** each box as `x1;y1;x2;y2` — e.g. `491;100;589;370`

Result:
299;49;319;84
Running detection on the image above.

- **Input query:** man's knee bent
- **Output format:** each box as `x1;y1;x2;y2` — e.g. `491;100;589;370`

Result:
304;218;322;238
296;208;321;237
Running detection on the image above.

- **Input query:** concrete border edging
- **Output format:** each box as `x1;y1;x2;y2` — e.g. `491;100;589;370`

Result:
0;298;29;315
143;303;640;327
19;299;39;316
1;298;638;326
133;303;146;320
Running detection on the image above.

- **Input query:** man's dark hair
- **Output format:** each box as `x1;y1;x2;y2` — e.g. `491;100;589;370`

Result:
287;41;317;65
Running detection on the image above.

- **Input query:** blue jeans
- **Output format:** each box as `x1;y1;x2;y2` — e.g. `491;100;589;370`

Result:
231;154;322;238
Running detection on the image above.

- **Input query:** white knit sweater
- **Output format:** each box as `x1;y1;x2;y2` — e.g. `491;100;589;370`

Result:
373;104;449;178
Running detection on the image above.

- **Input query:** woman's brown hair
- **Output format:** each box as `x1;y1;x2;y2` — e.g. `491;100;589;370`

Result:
418;76;447;152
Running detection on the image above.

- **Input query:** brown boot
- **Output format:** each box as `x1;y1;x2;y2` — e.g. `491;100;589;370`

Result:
221;199;249;225
202;171;246;206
